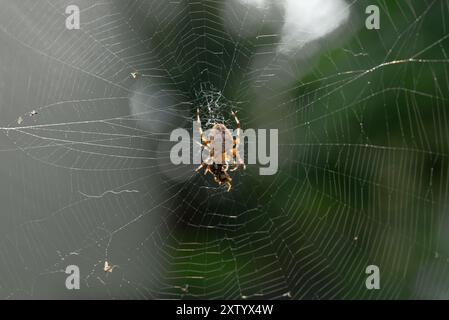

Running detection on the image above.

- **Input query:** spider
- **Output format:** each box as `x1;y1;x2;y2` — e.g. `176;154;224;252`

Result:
195;108;246;192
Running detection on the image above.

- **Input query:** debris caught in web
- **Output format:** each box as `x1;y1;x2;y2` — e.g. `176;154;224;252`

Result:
103;261;114;273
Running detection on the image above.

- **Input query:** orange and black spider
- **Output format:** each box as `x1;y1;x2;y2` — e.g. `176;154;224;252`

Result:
195;109;246;192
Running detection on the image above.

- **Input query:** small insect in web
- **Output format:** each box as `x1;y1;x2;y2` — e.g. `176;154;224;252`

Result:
30;110;38;117
195;109;246;192
103;261;115;273
130;71;139;79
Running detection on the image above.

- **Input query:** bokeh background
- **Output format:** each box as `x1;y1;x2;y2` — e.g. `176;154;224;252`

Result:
0;0;448;299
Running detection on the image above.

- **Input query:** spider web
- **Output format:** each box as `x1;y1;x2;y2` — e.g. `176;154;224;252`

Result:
0;0;448;299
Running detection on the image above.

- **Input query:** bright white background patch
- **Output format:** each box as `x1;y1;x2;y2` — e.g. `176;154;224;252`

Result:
240;0;267;8
229;0;351;54
279;0;350;53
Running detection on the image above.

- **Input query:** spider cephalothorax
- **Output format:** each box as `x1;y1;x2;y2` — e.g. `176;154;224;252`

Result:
195;109;246;191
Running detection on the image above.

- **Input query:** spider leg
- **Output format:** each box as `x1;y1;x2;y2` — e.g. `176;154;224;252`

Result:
196;161;213;176
231;111;246;171
237;153;246;169
231;147;246;171
226;182;232;192
195;163;207;172
231;111;241;149
223;158;230;172
194;140;211;151
196;109;210;146
202;156;213;166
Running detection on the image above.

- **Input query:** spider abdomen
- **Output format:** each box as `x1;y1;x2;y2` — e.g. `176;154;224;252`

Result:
207;124;234;165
